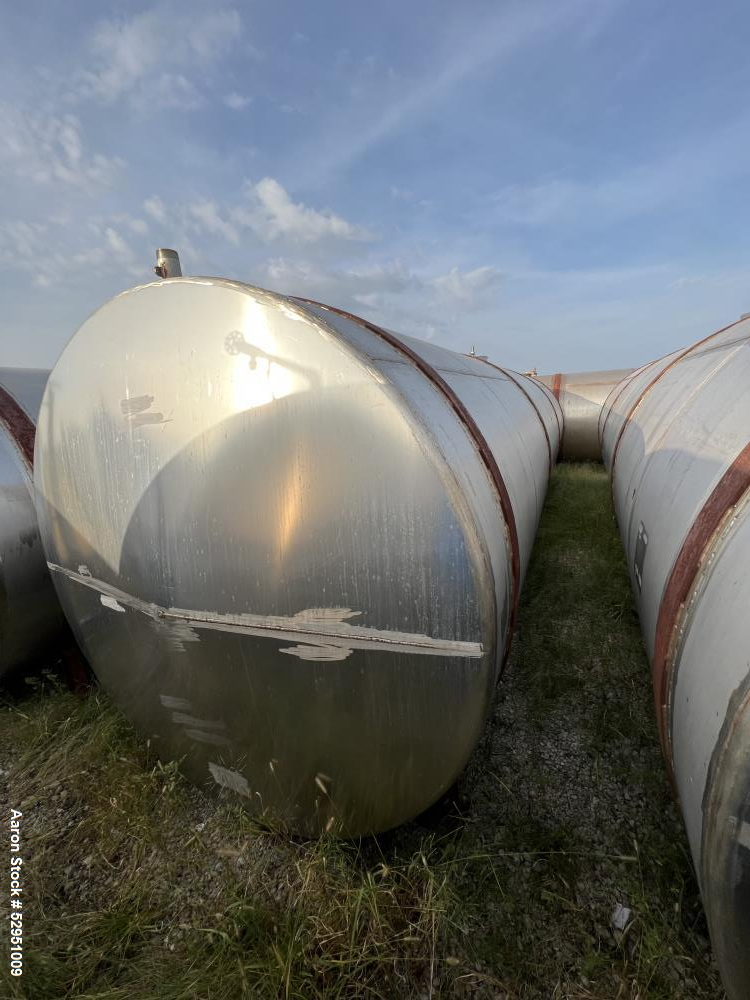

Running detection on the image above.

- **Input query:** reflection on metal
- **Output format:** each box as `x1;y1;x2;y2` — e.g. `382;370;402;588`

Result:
0;369;66;679
154;248;182;279
34;277;561;836
536;369;633;461
473;357;555;475
600;315;750;1000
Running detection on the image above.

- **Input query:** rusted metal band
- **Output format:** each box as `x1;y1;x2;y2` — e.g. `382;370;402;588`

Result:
293;297;521;652
0;383;35;471
652;440;750;774
473;358;553;474
610;316;748;481
550;373;562;400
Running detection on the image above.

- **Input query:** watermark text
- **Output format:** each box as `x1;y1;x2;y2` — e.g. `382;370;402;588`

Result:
9;809;23;977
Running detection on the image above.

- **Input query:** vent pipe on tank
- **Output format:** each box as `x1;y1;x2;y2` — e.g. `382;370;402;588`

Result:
154;248;182;279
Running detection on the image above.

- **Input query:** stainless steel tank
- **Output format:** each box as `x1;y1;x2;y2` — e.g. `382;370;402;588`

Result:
34;277;561;836
536;368;633;461
599;316;750;1000
0;368;66;679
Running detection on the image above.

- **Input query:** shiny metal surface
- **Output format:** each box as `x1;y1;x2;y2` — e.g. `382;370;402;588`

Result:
155;248;182;279
34;277;560;837
536;368;633;461
600;316;750;1000
0;368;66;679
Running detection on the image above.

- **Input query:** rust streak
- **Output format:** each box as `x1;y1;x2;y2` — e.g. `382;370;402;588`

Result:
0;384;36;470
652;441;750;776
550;372;562;401
293;296;521;659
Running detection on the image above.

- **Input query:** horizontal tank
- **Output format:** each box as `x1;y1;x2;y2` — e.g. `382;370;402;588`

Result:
34;277;561;836
600;316;750;1000
536;368;633;461
0;368;66;679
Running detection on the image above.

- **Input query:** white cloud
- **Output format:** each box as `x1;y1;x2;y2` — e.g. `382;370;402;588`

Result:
73;6;242;108
148;73;205;112
241;178;372;243
263;257;416;305
105;227;134;261
431;266;503;302
143;197;168;224
0;216;148;288
190;200;239;244
0;105;122;189
0;220;47;260
223;91;253;111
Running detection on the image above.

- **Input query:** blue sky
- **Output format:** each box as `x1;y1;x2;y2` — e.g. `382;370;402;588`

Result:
1;0;749;372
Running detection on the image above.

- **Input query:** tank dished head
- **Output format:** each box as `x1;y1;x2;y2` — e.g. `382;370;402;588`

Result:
33;278;495;835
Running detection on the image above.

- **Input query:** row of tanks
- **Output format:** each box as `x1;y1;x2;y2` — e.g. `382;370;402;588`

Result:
3;254;749;997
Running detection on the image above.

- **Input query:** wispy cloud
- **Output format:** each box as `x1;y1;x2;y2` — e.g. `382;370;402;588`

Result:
71;5;242;108
431;266;503;303
298;0;619;185
0;105;123;188
223;91;253;111
237;178;373;243
491;112;750;229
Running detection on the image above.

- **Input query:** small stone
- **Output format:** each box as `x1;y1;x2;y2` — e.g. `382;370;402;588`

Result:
611;902;631;931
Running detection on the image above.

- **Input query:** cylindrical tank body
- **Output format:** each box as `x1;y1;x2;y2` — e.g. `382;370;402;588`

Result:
34;278;561;836
537;368;633;461
600;316;750;1000
0;368;66;679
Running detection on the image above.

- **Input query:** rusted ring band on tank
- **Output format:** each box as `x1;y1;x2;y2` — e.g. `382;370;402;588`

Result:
0;384;35;471
610;317;749;482
652;440;750;777
550;373;562;400
294;297;521;654
473;358;553;474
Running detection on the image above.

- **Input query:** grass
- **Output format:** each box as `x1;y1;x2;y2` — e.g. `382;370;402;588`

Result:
0;463;725;999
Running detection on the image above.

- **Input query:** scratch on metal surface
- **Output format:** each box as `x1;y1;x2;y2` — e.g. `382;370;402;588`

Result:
208;762;250;797
129;411;170;427
160;694;193;711
171;713;227;730
100;594;125;613
281;644;353;661
185;728;232;747
120;395;155;417
48;563;484;659
120;395;172;427
293;607;361;623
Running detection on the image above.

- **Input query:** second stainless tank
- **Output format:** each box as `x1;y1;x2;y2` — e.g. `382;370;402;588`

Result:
600;316;750;1000
0;368;66;679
